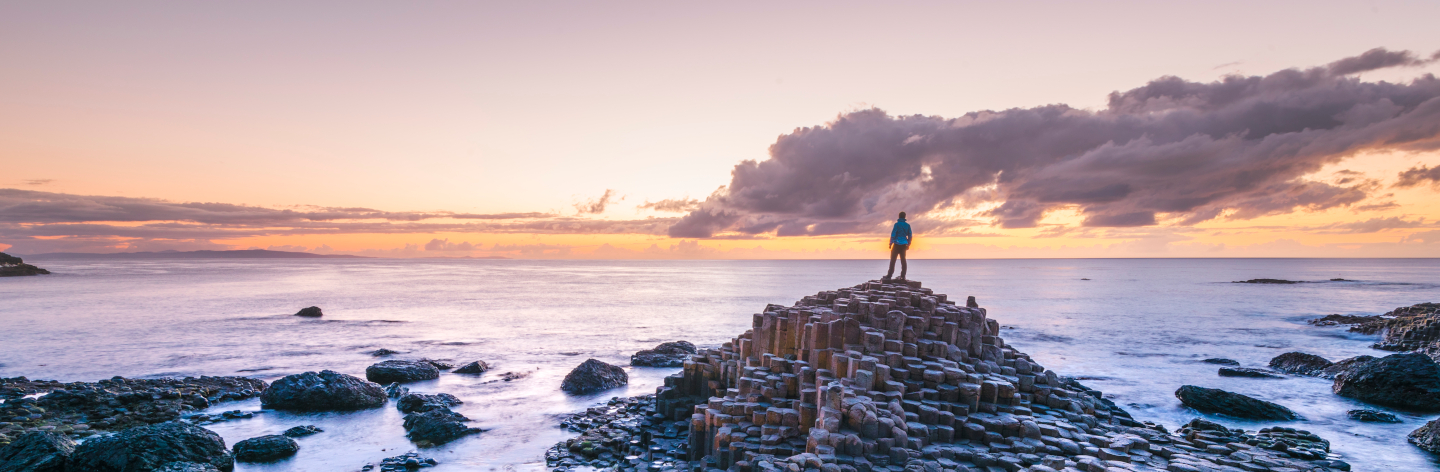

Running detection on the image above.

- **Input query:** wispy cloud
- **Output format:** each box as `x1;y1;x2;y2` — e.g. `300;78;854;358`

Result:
574;189;619;214
637;198;699;213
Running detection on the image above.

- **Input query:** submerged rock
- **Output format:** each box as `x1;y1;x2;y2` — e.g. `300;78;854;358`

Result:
396;393;462;414
365;360;440;384
402;408;480;447
293;306;322;317
0;431;74;472
420;358;453;370
1347;409;1401;423
154;462;220;472
259;370;386;411
1308;313;1384;326
367;348;400;357
1411;418;1440;454
1332;352;1440;411
454;360;489;374
1201;358;1240;365
231;435;298;462
561;359;628;394
66;421;234;472
1268;352;1335;376
1218;367;1284;378
1175;385;1300;420
281;425;323;437
374;452;437;472
630;341;697;367
1233;278;1300;284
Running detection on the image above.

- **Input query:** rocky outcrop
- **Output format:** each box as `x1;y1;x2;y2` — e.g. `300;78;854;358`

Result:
402;408;480;447
1308;314;1383;326
66;421;234;472
0;253;49;277
259;370;386;411
420;359;453;370
293;306;322;317
1347;409;1400;423
367;348;400;357
0;375;265;446
1175;385;1300;420
561;359;628;394
365;360;440;384
281;425;322;437
1218;367;1284;378
232;434;298;462
396;393;462;414
154;462;220;472
1411;418;1440;454
1177;420;1332;462
368;452;437;472
1268;352;1335;376
1331;352;1440;411
631;341;698;367
454;361;489;374
0;431;74;472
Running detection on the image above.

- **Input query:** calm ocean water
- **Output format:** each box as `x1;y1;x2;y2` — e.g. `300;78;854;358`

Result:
2;258;1438;470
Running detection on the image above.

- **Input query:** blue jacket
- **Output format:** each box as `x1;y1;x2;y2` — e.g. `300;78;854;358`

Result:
890;219;912;245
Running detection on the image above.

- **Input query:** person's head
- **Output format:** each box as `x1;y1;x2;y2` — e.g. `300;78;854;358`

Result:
898;211;906;220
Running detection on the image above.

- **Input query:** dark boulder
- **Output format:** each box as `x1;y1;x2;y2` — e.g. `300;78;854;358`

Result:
1411;418;1440;454
365;360;440;384
1268;352;1335;376
367;348;400;357
66;421;234;472
631;341;698;367
259;370;386;411
281;425;323;437
1201;358;1240;365
0;431;74;472
397;393;462;414
293;306;322;317
232;435;297;462
155;463;220;472
421;359;453;370
1347;409;1400;423
561;359;628;395
454;361;489;374
402;409;480;447
1218;367;1284;379
1174;385;1300;420
1332;352;1440;411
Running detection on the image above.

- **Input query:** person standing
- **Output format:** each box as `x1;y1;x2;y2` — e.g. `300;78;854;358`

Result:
884;212;912;282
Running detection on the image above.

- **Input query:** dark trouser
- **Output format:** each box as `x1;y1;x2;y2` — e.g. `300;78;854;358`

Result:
887;243;909;279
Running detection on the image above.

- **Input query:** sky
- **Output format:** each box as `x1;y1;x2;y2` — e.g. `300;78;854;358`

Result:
3;1;1440;259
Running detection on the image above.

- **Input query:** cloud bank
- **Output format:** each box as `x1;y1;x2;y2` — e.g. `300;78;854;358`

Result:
670;48;1440;238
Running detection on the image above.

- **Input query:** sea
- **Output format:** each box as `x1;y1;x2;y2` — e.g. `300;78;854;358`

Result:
2;258;1438;471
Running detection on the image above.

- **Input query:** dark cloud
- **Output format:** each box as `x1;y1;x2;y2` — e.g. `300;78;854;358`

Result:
1395;165;1440;188
574;189;619;214
671;48;1440;238
638;198;700;212
1326;47;1438;75
23;179;53;186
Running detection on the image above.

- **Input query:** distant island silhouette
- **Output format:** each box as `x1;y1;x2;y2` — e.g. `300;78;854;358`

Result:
26;249;371;260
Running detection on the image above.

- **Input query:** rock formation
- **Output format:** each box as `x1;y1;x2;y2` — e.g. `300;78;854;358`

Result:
232;434;298;462
634;341;700;367
1267;352;1335;377
366;360;441;384
259;370;386;411
0;375;264;446
1410;418;1440;454
1330;352;1440;411
603;279;1351;472
1346;409;1399;423
281;425;323;437
1216;367;1283;379
402;408;480;447
293;306;323;317
0;431;73;472
0;253;49;277
455;360;490;374
1174;386;1300;420
562;359;629;394
65;421;235;472
396;393;462;414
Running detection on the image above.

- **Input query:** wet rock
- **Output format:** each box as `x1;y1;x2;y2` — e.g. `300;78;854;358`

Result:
0;253;50;277
402;408;480;447
154;462;220;472
396;393;462;414
1268;352;1335;376
66;421;234;472
420;359;453;370
1369;303;1440;353
631;341;698;367
1410;418;1440;454
1175;385;1300;420
281;425;323;437
1347;409;1400;423
374;452;436;472
1254;426;1331;461
1218;367;1284;378
259;370;386;411
1332;352;1440;411
1308;313;1383;326
383;382;408;399
560;359;628;395
0;375;265;440
454;361;489;374
0;431;74;472
365;360;440;384
293;306;322;318
232;434;298;462
1233;278;1300;284
1201;358;1240;365
367;349;400;357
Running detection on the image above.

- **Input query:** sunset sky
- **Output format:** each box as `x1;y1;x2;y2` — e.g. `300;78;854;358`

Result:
4;1;1440;258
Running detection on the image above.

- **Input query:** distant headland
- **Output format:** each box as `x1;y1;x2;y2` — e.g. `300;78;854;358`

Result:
23;249;371;260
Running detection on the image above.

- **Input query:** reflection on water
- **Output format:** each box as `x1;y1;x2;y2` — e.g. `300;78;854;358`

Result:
2;258;1438;470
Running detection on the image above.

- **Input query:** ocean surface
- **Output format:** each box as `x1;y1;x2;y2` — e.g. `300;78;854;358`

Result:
2;258;1438;471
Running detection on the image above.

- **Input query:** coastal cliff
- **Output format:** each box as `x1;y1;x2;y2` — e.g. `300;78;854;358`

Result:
552;279;1352;472
0;253;49;277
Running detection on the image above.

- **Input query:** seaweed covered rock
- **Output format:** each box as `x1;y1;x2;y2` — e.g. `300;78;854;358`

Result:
365;360;440;384
1331;352;1440;411
0;431;74;472
1175;385;1300;420
631;341;698;367
66;422;234;472
560;359;627;395
259;370;385;411
231;435;298;462
1268;352;1335;376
